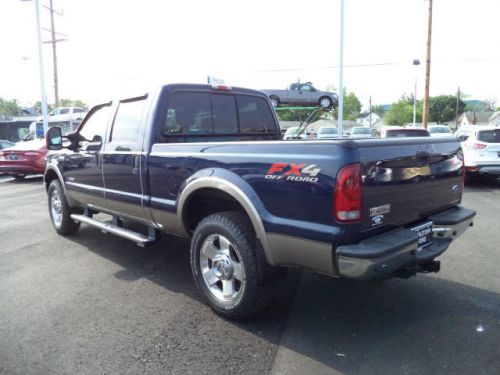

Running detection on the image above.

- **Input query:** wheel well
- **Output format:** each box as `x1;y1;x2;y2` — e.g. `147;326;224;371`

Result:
44;169;58;191
183;188;254;234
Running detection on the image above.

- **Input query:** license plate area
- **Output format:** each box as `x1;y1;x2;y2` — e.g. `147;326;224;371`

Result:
412;221;433;251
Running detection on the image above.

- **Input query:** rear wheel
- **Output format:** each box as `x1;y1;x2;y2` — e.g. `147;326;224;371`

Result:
319;96;332;109
190;211;274;320
48;179;80;235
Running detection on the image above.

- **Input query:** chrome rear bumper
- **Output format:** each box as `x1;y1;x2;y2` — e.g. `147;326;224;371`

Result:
336;206;476;280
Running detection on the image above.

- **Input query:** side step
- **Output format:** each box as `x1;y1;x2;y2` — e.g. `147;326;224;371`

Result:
71;214;157;247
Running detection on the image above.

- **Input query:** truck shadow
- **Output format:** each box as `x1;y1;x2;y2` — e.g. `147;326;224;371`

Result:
68;227;500;374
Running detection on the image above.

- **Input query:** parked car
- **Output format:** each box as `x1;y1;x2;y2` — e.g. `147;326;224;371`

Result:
0;139;47;179
455;125;500;179
0;140;15;150
283;126;308;140
372;126;430;138
38;106;87;123
316;126;339;139
349;126;372;139
43;83;474;319
262;82;338;109
428;125;454;137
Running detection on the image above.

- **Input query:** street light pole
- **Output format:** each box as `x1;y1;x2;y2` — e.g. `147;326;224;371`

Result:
338;0;345;136
22;0;49;138
413;59;420;125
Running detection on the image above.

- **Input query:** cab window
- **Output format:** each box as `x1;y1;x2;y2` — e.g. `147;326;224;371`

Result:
108;96;148;151
78;103;112;150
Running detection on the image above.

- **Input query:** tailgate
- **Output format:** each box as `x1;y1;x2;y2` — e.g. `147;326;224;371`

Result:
356;138;463;233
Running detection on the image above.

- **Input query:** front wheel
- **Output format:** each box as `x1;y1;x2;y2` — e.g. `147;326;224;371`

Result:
48;179;81;235
190;211;274;320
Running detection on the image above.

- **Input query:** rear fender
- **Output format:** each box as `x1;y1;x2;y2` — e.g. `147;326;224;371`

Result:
177;168;274;265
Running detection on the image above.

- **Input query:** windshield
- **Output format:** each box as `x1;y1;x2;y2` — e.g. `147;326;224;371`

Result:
352;127;371;134
319;128;338;135
477;130;500;143
429;126;452;134
386;129;429;137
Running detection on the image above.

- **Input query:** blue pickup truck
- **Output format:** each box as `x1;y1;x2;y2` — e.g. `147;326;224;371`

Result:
44;84;475;319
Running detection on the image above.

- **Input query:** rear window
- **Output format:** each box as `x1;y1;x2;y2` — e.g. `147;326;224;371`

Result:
319;128;338;134
477;130;500;143
386;129;429;137
159;92;277;142
352;127;371;134
429;126;452;134
237;95;277;133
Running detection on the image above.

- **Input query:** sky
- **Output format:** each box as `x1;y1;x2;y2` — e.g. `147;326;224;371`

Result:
1;0;499;111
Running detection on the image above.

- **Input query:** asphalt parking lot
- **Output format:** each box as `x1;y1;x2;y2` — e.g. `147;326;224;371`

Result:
1;175;500;375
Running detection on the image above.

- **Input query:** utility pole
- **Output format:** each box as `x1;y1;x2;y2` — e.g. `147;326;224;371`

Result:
42;0;66;107
422;0;433;129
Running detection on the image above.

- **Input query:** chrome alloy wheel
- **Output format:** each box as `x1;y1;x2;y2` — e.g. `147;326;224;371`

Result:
199;234;245;303
50;188;63;228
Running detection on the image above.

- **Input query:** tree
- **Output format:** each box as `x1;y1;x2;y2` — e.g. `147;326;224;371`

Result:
333;89;362;121
428;95;465;123
384;96;421;125
34;101;55;113
58;98;88;108
0;98;22;116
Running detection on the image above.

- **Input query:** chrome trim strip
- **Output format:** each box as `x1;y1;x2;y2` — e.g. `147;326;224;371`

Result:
66;181;104;193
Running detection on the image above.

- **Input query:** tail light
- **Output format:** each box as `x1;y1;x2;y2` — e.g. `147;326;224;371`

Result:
25;151;43;157
466;142;487;150
333;163;362;223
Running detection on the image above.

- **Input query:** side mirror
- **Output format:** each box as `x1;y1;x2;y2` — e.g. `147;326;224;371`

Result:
46;127;63;150
458;135;468;142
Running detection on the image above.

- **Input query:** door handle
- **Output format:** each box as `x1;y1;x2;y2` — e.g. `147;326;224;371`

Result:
132;155;140;175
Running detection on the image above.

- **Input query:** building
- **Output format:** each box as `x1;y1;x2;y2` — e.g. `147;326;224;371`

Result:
457;111;495;127
356;112;380;127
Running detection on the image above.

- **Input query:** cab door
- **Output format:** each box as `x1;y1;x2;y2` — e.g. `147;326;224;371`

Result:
63;103;113;209
101;95;149;220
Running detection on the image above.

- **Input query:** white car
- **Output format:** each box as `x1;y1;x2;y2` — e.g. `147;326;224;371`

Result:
38;107;87;123
283;127;308;140
428;125;454;137
316;126;339;139
350;126;372;139
455;126;500;179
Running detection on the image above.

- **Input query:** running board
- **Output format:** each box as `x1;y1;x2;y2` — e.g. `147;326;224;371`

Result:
71;214;157;247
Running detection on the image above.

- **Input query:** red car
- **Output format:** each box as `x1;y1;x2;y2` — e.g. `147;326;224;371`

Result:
0;139;48;179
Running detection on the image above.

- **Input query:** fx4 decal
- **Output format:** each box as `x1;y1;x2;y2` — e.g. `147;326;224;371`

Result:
265;163;321;182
